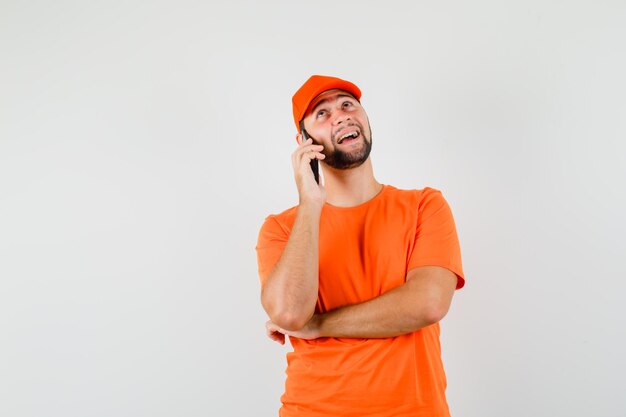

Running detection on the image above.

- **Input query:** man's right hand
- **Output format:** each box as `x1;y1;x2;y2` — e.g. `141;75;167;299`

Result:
292;135;325;207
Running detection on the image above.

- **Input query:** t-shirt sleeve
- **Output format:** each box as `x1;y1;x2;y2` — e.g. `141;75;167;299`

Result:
255;215;289;287
407;188;466;289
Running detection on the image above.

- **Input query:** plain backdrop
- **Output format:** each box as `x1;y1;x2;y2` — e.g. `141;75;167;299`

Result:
1;1;625;416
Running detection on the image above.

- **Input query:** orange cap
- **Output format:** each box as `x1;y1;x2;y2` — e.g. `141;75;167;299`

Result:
292;75;362;132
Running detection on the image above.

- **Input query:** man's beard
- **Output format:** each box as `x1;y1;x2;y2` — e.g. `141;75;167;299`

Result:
322;124;373;170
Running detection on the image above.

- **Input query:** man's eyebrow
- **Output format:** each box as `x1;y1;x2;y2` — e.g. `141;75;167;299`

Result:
310;94;355;114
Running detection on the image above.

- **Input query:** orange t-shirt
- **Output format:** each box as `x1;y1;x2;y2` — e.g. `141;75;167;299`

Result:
256;185;465;417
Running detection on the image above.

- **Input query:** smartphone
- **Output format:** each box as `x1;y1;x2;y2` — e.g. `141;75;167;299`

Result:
299;121;319;184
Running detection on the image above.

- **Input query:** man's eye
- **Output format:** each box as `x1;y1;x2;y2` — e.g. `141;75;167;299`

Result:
316;110;327;118
342;101;353;108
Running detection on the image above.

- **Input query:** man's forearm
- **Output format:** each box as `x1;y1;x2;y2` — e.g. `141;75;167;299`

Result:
282;266;457;339
316;284;436;338
261;203;321;331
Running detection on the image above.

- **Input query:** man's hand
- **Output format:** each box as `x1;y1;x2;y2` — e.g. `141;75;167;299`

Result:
265;316;322;344
265;320;286;345
292;135;326;207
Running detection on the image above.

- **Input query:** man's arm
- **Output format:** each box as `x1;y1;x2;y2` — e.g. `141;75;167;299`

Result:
260;136;325;331
266;265;457;341
261;203;321;331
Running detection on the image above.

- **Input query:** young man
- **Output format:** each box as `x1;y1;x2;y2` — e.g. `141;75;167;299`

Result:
256;75;465;417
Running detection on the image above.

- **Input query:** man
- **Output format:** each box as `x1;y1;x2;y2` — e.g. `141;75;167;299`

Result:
256;75;465;417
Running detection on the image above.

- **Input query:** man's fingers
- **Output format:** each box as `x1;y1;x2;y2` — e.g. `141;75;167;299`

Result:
300;151;325;164
291;139;315;163
296;145;324;162
298;144;324;158
271;332;286;345
266;320;286;345
268;331;285;345
292;143;325;168
295;139;321;153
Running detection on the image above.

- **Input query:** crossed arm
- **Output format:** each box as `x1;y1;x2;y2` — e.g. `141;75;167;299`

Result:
264;264;457;344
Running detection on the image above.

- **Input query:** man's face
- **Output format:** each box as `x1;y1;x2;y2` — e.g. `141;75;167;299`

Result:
302;89;372;170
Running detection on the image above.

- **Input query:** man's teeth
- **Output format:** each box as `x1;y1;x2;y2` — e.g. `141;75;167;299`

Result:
339;132;358;142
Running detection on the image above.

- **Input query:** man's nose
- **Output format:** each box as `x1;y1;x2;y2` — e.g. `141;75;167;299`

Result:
332;111;351;125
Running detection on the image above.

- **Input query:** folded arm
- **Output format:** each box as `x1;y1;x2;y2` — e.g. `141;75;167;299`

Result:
261;203;321;331
266;265;457;342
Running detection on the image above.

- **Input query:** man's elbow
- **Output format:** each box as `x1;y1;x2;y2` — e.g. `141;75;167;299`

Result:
261;294;313;331
413;301;451;328
269;310;312;331
425;304;450;325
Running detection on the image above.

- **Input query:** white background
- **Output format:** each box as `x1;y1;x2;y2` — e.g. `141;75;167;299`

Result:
1;1;625;416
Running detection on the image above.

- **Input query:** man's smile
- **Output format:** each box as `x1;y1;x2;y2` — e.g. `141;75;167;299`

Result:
335;125;362;144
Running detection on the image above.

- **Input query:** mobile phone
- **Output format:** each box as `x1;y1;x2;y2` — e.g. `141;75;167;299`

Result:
299;121;319;184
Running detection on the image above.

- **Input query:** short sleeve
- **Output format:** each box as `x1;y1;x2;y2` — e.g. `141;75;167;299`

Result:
255;215;289;287
407;188;465;289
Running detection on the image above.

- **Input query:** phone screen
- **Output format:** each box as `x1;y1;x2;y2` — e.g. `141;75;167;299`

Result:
299;121;319;184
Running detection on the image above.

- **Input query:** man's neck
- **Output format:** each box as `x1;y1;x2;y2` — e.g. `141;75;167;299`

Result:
321;158;383;207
